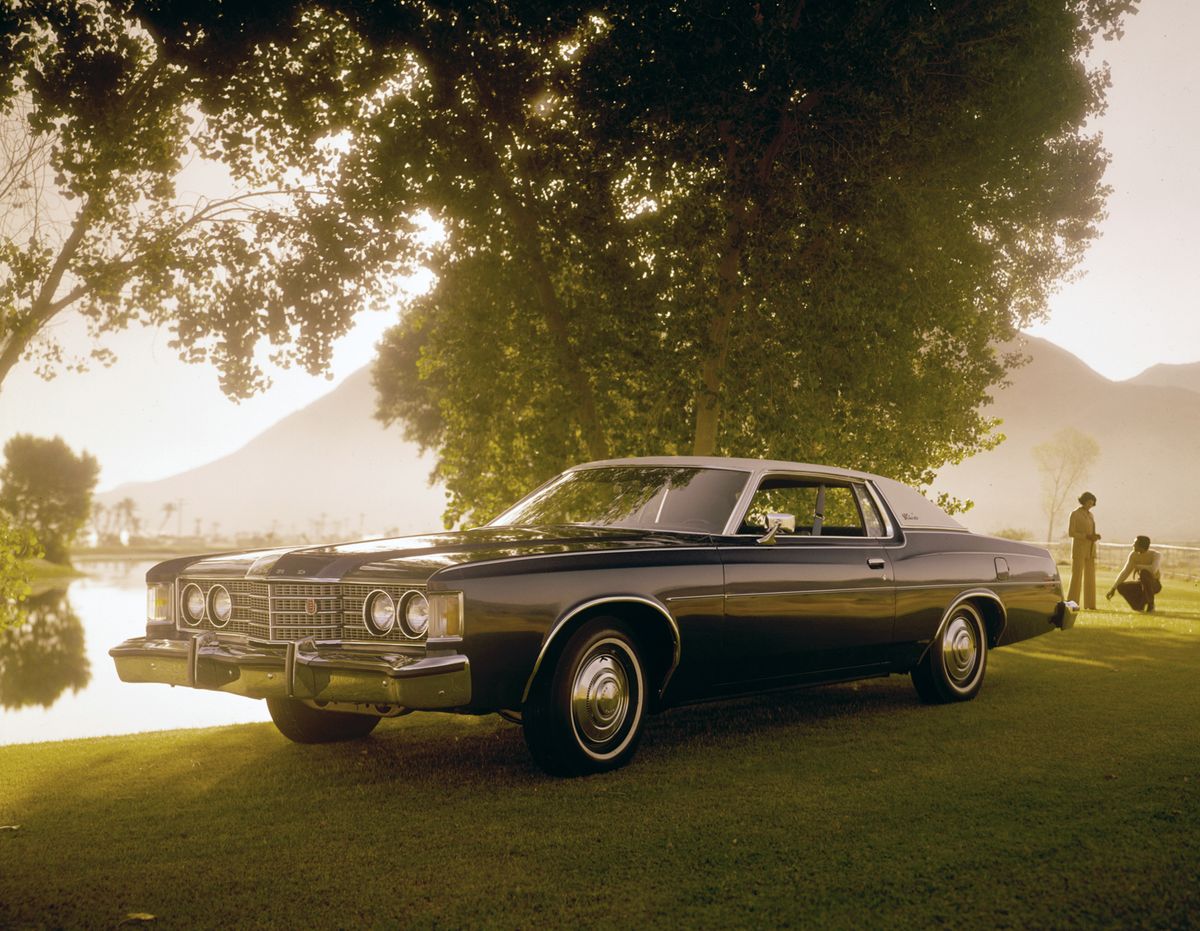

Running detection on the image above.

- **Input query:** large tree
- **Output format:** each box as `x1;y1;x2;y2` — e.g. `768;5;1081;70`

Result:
0;0;414;396
21;1;1135;525
0;434;100;564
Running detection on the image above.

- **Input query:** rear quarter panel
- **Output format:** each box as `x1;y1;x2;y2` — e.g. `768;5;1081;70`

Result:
889;530;1064;663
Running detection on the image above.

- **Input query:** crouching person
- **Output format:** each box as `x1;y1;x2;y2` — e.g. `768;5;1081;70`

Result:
1106;535;1163;612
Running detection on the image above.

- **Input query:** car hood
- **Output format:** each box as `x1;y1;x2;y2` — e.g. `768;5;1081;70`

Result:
147;526;710;584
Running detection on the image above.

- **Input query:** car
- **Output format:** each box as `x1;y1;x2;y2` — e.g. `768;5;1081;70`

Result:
111;456;1076;775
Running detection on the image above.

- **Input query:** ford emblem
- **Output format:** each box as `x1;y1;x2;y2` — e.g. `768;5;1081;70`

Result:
305;598;318;617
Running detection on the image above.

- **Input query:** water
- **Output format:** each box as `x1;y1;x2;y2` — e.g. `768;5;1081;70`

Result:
0;561;270;746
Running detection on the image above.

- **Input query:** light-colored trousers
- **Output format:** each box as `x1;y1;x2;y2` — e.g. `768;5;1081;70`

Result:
1067;542;1096;609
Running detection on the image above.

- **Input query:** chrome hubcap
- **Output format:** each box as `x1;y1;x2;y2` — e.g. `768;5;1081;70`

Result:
571;647;630;746
942;615;979;687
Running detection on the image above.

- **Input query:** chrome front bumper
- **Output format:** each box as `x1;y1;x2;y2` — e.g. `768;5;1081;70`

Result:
1052;600;1078;630
109;633;471;708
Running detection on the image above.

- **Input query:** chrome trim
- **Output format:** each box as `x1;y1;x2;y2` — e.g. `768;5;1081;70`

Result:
363;589;397;637
725;470;897;540
521;595;682;704
208;584;232;628
924;589;1008;654
181;583;205;627
401;591;430;639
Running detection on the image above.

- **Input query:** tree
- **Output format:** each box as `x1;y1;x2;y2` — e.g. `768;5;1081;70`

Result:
0;0;415;397
0;434;99;564
0;586;89;706
0;508;42;630
29;1;1134;524
362;0;1134;522
1033;427;1100;542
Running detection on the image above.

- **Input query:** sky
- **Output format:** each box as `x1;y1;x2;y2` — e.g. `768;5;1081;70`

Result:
2;0;1198;493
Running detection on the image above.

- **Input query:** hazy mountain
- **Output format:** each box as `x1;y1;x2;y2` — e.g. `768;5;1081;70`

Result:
99;367;446;540
936;336;1200;543
1127;361;1200;396
101;335;1200;546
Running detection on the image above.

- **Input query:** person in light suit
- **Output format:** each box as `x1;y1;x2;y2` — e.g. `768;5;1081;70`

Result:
1066;491;1100;610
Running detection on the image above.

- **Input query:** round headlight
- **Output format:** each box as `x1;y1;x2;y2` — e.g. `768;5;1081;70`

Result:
182;583;205;625
364;590;396;636
402;591;429;638
209;585;232;627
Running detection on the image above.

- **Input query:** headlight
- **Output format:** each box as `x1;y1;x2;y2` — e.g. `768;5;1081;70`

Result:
147;583;172;622
427;592;464;641
363;590;396;636
401;592;429;638
208;585;232;627
181;583;205;625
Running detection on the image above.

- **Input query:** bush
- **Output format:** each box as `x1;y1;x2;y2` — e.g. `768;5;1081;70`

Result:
0;510;42;631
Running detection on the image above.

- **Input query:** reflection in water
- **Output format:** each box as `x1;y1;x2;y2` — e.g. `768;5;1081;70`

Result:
0;588;91;709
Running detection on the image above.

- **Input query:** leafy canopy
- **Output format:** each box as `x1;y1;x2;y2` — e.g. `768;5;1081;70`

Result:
0;434;99;565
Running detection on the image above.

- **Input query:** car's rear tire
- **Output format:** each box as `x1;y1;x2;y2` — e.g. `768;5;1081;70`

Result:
523;617;647;777
911;601;988;704
266;698;380;743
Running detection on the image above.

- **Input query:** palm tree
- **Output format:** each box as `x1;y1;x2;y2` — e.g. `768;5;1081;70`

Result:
158;501;176;535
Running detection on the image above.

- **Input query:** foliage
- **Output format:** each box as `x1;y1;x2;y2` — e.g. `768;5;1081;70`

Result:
0;434;99;564
0;0;414;397
0;509;41;630
992;527;1034;541
1034;426;1100;541
360;0;1133;523
0;586;88;707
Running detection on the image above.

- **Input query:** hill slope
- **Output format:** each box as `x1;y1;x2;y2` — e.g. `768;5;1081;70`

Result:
936;336;1200;542
100;368;445;539
1127;360;1200;396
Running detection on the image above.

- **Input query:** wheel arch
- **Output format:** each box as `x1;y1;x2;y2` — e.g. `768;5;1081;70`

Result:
521;596;681;707
932;589;1007;653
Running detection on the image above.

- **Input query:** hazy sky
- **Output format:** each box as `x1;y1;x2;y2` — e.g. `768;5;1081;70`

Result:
2;0;1197;492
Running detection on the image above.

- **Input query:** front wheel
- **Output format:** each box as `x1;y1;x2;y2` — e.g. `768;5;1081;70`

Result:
911;602;988;704
523;618;647;776
266;698;380;743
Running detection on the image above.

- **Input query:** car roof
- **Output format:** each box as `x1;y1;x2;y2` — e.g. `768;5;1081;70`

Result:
569;456;966;532
570;455;879;482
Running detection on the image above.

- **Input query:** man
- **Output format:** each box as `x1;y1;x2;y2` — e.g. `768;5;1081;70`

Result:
1106;535;1163;612
1066;491;1100;610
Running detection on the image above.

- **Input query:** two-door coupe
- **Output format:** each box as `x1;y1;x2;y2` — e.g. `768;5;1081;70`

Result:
111;457;1076;775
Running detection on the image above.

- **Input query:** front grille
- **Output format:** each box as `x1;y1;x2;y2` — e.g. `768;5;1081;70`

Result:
178;578;426;645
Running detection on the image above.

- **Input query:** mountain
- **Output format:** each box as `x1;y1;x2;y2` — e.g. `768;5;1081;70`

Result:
99;367;446;540
101;335;1200;546
1127;361;1200;396
936;336;1200;543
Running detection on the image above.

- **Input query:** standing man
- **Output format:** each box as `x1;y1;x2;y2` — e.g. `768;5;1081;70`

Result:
1106;535;1163;612
1066;491;1100;610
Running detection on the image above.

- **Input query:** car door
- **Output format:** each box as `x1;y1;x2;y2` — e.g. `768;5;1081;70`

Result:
715;475;897;686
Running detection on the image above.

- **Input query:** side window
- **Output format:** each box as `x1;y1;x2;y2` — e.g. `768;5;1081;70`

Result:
739;477;869;537
853;485;887;537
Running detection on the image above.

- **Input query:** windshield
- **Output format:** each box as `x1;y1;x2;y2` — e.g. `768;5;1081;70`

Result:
489;466;751;534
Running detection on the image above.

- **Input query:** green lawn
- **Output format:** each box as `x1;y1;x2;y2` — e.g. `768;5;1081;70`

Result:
2;582;1198;929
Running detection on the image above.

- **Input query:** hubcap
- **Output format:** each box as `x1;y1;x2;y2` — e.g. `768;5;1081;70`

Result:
571;647;631;746
942;614;979;687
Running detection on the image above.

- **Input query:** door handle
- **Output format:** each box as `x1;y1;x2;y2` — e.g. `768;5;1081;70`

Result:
867;558;886;570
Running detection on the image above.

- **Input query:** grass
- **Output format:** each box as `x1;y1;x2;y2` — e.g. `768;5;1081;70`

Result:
2;583;1199;929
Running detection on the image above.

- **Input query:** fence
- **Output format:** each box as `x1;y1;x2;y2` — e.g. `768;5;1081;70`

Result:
1034;541;1200;580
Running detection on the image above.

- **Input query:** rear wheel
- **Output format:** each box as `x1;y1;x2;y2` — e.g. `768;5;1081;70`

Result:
912;602;988;704
266;698;380;743
523;618;647;776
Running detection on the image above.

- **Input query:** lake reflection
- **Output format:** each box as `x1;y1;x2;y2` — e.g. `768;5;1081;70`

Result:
0;561;269;746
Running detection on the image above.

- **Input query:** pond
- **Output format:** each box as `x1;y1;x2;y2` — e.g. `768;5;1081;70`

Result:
0;561;269;746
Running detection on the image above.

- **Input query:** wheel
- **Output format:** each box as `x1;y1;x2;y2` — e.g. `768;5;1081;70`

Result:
523;617;647;776
266;698;380;743
911;601;988;704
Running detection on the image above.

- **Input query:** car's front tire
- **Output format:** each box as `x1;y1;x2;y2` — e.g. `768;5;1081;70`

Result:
911;601;988;704
266;698;380;743
523;617;647;777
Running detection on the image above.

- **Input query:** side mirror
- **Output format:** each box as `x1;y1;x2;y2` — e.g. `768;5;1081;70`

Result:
756;512;796;545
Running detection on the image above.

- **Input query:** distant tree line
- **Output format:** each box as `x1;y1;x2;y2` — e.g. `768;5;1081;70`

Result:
2;0;1137;524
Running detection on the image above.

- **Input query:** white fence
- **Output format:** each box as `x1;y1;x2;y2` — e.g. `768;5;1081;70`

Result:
1033;540;1200;580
